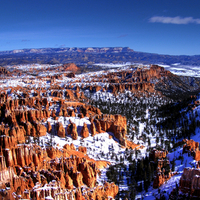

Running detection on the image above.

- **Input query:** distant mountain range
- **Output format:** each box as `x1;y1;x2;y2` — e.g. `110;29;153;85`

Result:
0;47;200;66
0;47;134;55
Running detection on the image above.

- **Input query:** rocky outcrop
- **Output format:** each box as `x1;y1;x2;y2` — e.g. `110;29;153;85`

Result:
0;125;25;145
183;139;200;161
178;167;200;198
78;146;87;154
94;119;102;133
63;143;76;151
153;167;176;189
79;162;96;187
67;121;78;140
65;89;75;100
47;121;52;133
31;180;118;200
0;135;17;149
98;114;127;146
80;123;89;138
34;121;47;136
150;149;175;189
57;122;65;137
149;149;168;162
80;104;102;117
0;66;10;76
0;140;117;200
90;121;96;136
183;139;199;153
108;82;155;94
62;63;80;73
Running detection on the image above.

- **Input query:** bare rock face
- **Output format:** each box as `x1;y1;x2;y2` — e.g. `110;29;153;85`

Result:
46;146;60;159
47;121;52;133
0;135;17;149
86;64;180;96
183;139;199;153
57;122;65;137
16;146;25;167
78;113;84;119
113;124;126;146
80;105;101;117
28;110;36;122
63;109;68;117
34;122;47;136
72;171;84;188
65;89;75;100
65;173;74;189
24;122;32;136
6;112;18;126
179;167;200;198
70;143;76;150
79;162;96;187
62;63;80;73
31;126;37;137
58;108;63;116
183;139;200;161
90;121;96;136
95;182;119;199
95;119;102;133
63;143;70;150
67;122;78;140
0;166;16;185
51;109;57;118
149;149;168;162
98;114;127;146
80;123;89;138
78;146;87;154
89;85;102;93
80;91;85;99
69;109;76;117
0;66;10;75
15;125;26;143
71;123;78;140
153;167;175;189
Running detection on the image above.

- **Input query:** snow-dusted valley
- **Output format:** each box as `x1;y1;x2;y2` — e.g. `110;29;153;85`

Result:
1;61;200;200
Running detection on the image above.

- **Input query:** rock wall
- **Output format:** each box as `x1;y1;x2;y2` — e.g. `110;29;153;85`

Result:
149;149;168;162
98;114;127;146
183;139;200;161
0;140;118;200
179;167;200;198
0;79;133;199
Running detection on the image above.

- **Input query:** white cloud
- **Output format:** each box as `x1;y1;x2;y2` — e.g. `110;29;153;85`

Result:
149;16;200;24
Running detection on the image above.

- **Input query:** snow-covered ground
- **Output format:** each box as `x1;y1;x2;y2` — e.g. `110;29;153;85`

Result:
93;62;150;69
39;115;130;163
159;63;200;77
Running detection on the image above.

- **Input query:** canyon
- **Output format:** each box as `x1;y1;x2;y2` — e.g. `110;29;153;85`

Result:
0;61;200;200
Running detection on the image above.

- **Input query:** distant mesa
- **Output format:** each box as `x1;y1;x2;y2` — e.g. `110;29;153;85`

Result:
12;49;24;54
1;46;200;67
3;47;134;55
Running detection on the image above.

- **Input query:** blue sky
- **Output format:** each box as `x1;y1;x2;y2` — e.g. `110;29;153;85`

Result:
0;0;199;55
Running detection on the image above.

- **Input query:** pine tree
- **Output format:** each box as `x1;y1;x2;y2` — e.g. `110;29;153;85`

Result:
171;158;176;171
148;137;151;146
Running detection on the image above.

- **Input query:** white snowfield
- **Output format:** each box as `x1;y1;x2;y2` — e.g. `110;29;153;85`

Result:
159;63;200;77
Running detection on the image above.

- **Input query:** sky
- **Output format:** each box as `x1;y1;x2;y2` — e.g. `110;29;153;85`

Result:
0;0;199;55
